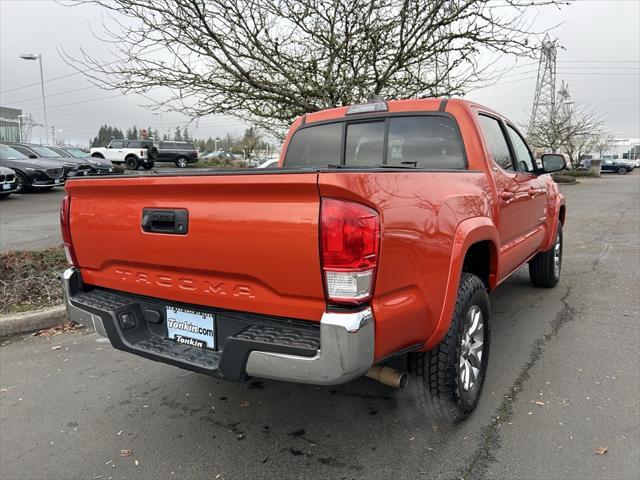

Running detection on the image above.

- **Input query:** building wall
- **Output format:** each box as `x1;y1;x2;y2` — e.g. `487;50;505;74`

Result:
0;106;22;142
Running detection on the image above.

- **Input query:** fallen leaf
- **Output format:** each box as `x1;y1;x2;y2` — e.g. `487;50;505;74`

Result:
134;460;139;466
52;345;62;350
35;322;84;337
594;447;608;455
532;400;545;406
116;430;122;436
239;400;250;407
120;449;133;458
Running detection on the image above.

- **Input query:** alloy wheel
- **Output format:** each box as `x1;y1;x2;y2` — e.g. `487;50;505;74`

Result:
459;305;484;392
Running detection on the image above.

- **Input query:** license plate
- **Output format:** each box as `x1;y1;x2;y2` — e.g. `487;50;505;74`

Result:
2;184;9;190
54;179;61;184
166;306;215;349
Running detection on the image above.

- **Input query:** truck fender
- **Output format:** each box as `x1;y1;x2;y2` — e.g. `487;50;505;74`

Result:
541;195;566;251
423;216;499;350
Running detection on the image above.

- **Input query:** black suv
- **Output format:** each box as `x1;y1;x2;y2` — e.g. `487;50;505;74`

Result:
156;141;198;168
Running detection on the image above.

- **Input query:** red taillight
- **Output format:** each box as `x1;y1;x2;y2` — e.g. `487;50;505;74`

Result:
321;198;380;305
60;194;78;267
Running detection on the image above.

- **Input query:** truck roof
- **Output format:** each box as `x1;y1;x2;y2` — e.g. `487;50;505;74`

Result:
301;98;499;125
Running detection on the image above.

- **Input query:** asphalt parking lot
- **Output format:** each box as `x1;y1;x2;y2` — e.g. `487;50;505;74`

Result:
1;174;639;480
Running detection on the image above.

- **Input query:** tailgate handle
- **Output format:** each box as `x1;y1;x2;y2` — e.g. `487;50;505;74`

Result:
141;208;188;235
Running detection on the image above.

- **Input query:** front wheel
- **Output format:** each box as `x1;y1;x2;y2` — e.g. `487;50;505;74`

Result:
408;273;490;423
142;162;154;170
125;156;139;170
0;193;10;199
529;222;562;288
617;167;628;175
175;157;189;168
14;172;29;193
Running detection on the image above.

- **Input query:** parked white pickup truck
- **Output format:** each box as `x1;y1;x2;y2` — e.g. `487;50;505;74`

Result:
90;139;157;170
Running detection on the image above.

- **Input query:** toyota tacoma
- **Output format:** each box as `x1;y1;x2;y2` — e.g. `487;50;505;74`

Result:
62;99;566;422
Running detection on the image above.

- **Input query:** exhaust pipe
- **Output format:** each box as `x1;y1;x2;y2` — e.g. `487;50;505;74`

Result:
365;366;408;389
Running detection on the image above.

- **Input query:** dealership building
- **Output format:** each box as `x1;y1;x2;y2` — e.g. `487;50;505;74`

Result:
0;106;22;142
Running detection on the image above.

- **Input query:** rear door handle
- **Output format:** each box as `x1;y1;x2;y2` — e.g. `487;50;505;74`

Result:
142;208;188;234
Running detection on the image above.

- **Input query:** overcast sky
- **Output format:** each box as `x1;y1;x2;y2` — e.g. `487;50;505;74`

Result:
1;0;638;146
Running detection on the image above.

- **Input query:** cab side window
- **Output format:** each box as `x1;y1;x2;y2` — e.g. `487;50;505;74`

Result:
110;140;124;149
478;114;514;171
506;124;534;173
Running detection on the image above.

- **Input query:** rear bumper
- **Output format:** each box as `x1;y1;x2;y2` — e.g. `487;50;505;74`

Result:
62;268;373;385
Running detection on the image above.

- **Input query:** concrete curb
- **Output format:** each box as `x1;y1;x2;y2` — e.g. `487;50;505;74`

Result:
0;305;68;337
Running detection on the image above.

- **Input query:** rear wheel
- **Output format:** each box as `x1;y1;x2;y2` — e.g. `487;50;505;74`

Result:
408;273;490;423
617;167;627;175
0;193;10;199
175;157;189;168
529;222;562;288
125;156;139;170
142;162;154;170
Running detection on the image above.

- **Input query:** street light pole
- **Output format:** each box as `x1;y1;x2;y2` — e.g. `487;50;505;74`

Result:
20;53;48;144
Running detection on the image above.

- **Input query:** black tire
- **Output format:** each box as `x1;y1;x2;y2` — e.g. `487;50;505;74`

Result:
142;163;154;170
0;193;10;199
14;172;29;193
175;156;189;168
147;145;158;161
617;167;627;175
408;273;490;423
125;156;139;170
529;222;563;288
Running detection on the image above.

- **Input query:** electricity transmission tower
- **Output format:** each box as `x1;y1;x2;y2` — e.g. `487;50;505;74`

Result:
531;34;558;125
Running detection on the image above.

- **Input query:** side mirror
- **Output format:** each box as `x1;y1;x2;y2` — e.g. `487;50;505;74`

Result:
540;154;566;174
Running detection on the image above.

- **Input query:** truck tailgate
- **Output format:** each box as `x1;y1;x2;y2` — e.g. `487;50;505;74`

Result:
67;173;325;321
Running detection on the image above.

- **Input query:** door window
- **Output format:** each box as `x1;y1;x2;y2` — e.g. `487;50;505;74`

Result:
478;115;514;171
506;124;534;173
110;140;124;149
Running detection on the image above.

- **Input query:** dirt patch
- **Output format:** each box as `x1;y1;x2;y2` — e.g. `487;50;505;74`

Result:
0;246;68;314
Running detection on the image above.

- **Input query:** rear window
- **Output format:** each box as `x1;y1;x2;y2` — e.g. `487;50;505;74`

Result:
284;123;342;167
283;115;465;169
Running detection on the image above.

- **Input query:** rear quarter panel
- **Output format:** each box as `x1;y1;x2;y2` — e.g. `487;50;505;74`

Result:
318;171;493;360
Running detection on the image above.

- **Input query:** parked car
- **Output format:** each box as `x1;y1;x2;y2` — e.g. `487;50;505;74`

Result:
0;144;64;192
154;141;199;168
203;150;235;161
46;145;114;175
600;159;635;175
62;98;566;423
256;158;279;169
90;139;157;170
0;165;18;198
6;142;93;178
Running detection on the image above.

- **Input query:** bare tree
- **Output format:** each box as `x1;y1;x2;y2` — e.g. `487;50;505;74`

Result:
61;0;563;136
527;102;603;168
592;133;616;159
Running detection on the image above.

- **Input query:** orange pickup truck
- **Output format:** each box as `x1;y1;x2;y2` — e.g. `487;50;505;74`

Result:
62;98;566;422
